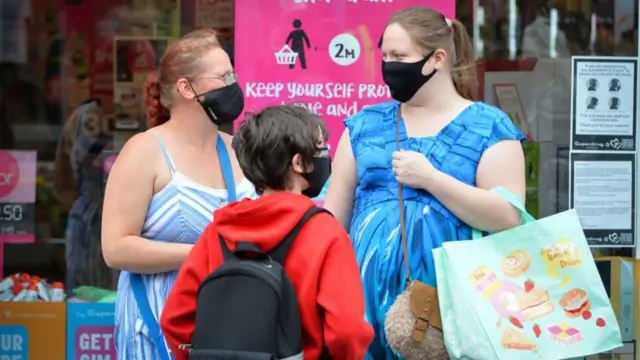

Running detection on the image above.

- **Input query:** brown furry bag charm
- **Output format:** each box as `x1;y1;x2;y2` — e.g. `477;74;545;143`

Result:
384;111;449;360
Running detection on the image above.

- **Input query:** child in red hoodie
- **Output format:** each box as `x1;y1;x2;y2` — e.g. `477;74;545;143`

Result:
160;104;373;360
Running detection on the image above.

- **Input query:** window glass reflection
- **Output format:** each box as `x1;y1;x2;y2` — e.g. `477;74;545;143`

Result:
467;0;638;59
462;0;637;258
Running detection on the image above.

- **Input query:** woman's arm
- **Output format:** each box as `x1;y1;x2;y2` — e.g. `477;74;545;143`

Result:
161;225;213;360
422;140;526;232
101;133;193;273
324;130;358;229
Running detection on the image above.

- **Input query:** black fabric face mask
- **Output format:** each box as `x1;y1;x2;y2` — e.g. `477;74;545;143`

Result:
195;82;245;125
301;156;331;198
382;51;437;103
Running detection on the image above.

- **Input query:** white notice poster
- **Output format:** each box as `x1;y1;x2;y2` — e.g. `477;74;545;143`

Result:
569;152;635;247
570;57;638;151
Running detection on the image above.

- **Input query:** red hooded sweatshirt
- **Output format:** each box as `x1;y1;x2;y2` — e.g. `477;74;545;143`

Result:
160;192;373;360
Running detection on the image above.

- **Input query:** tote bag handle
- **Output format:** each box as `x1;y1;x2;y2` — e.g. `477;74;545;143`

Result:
471;187;535;240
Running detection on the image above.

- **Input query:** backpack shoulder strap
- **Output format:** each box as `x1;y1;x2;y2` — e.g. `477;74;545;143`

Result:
270;207;331;264
218;234;233;261
218;234;265;262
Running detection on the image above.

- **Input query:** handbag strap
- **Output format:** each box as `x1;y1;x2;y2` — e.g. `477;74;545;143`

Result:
395;109;412;285
217;133;237;202
130;275;172;360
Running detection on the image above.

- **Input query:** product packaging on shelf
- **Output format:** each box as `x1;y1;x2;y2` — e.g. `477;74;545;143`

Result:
67;295;116;360
0;301;66;359
0;272;67;302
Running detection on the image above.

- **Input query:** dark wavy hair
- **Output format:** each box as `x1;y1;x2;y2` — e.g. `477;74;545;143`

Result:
232;104;326;195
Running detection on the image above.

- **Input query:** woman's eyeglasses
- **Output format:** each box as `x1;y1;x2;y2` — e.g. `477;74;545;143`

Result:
318;146;330;157
201;71;239;86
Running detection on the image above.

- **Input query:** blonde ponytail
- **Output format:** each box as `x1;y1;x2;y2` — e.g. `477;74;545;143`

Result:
450;19;478;101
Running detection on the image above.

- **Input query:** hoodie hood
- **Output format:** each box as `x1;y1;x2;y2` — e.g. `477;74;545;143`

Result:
214;192;316;252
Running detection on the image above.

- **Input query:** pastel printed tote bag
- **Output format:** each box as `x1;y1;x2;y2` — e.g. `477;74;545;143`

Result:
433;188;622;360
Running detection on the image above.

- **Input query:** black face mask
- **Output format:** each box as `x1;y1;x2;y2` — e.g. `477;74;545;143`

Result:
382;51;437;103
301;156;331;198
195;82;244;125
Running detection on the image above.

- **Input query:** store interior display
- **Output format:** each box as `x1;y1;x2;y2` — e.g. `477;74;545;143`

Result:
0;273;66;302
1;0;184;304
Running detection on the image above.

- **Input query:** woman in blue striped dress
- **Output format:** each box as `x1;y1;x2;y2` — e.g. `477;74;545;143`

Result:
101;28;255;360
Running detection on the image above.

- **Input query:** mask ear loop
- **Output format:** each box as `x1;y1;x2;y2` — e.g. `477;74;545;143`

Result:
186;81;202;100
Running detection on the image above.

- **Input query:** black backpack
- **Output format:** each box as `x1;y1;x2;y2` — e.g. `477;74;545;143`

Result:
187;207;330;360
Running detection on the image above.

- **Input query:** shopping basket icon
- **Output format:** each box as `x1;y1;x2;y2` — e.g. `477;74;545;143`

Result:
274;45;298;65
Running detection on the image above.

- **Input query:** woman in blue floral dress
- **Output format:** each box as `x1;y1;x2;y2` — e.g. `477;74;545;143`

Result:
325;7;526;359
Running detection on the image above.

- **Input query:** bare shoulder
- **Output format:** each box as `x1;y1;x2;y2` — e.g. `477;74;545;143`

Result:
121;132;161;157
112;132;163;172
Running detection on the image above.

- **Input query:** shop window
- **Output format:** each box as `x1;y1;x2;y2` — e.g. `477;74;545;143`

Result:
468;0;637;59
466;0;637;256
470;1;638;351
1;1;190;357
1;0;236;301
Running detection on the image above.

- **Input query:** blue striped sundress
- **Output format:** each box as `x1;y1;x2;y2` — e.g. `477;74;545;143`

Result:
114;132;256;359
345;101;525;359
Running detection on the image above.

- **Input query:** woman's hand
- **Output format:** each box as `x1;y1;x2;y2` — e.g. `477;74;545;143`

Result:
391;150;437;189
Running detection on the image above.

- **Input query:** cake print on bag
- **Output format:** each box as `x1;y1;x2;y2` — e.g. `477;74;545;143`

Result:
464;235;615;356
469;264;554;324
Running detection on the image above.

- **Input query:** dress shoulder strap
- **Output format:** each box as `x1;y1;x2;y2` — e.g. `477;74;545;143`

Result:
149;132;177;173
